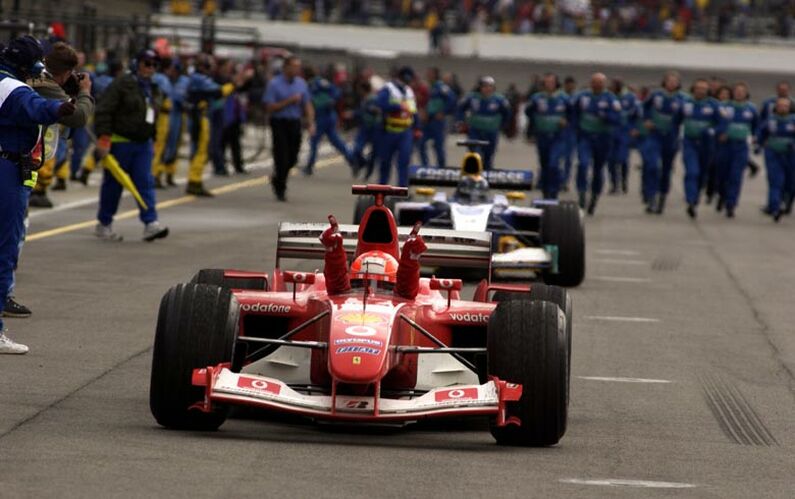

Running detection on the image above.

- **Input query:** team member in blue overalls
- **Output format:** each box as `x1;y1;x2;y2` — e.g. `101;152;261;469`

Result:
608;78;641;195
160;60;189;187
351;80;381;179
304;66;352;175
715;83;758;218
759;82;793;124
643;71;684;214
757;97;795;221
375;66;418;186
0;36;74;353
712;85;733;213
680;78;722;219
571;72;621;215
94;49;169;242
525;73;569;199
456;76;511;170
560;76;578;191
419;67;456;168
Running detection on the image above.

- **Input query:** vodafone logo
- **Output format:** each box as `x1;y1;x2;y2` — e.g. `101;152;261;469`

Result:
237;376;281;395
449;313;489;323
345;325;377;337
435;387;478;402
240;303;291;314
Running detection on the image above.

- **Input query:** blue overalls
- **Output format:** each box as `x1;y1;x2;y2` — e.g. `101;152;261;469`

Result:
420;80;456;168
525;90;569;198
456;92;511;170
681;95;721;206
0;68;60;327
718;101;758;211
306;77;351;174
571;89;621;197
642;90;683;203
609;89;640;192
352;94;381;179
376;81;417;186
561;91;576;188
757;114;795;214
164;74;189;165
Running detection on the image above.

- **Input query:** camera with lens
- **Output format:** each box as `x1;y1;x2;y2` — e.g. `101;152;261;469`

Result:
61;72;85;97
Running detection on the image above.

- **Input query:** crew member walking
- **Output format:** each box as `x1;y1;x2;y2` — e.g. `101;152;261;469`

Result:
525;73;569;199
419;67;456;168
375;66;419;186
757;97;795;221
94;49;169;241
716;83;758;218
680;78;721;219
304;65;352;175
263;55;314;201
456;76;511;170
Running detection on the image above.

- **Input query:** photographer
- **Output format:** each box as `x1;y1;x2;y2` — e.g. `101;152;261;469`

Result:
0;36;76;354
29;42;95;209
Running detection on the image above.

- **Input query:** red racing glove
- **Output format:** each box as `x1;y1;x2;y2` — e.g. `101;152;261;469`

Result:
395;223;426;299
320;215;351;294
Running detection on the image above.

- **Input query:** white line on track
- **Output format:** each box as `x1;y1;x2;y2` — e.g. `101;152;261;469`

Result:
590;276;652;283
594;249;641;256
559;478;696;489
592;258;648;265
577;376;673;384
584;315;660;323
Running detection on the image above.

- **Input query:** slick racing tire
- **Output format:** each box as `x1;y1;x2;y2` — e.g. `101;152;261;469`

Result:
492;284;572;384
191;268;269;291
487;300;568;446
150;283;239;431
353;196;398;224
540;201;585;287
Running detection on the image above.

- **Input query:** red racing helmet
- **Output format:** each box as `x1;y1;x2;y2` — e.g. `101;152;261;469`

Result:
350;250;398;283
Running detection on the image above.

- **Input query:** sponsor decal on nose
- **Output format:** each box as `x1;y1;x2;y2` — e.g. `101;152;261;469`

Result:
240;303;292;313
237;376;281;394
434;387;478;402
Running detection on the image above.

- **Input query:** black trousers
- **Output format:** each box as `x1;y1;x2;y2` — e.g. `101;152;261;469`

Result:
222;122;244;173
269;117;302;195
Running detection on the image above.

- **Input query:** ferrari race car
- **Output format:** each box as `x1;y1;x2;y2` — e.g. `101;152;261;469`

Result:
150;185;571;446
354;141;585;287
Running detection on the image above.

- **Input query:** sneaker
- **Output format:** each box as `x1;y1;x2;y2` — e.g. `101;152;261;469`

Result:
95;223;123;242
143;221;169;242
186;182;214;197
687;204;697;219
3;297;31;318
28;191;54;208
0;330;28;354
52;178;67;191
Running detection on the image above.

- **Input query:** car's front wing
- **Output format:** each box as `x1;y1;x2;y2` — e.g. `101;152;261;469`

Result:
192;365;522;426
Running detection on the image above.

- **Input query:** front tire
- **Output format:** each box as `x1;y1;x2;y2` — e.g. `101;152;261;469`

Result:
541;201;585;287
150;283;239;430
487;300;568;446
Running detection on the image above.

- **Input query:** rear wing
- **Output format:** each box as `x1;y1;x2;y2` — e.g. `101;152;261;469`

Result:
408;166;533;191
276;223;492;269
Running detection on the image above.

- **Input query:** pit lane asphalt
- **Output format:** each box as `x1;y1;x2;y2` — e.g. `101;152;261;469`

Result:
0;135;793;498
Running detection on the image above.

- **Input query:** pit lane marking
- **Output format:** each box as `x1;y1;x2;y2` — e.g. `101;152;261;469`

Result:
584;315;660;323
26;156;340;242
594;249;641;256
592;258;648;265
590;276;652;283
560;478;696;489
577;376;672;384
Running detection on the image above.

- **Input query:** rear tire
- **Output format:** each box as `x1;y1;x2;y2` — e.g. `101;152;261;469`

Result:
541;201;585;287
488;300;568;446
190;268;268;291
150;283;239;430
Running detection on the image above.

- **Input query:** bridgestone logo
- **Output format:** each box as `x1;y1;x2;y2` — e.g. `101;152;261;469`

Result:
240;303;291;313
449;313;489;323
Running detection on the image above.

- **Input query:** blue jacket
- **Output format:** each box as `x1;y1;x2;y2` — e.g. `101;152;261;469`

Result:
524;90;569;136
643;89;684;136
357;94;381;130
456;92;511;134
680;95;721;140
571;90;621;135
757;113;795;153
376;81;418;133
426;80;456;119
719;101;758;142
0;67;61;156
616;89;641;131
187;71;221;106
309;77;340;120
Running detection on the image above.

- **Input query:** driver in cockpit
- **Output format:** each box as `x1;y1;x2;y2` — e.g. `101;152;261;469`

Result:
319;217;427;299
454;175;490;203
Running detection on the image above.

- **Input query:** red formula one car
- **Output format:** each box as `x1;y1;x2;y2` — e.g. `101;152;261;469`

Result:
150;185;571;446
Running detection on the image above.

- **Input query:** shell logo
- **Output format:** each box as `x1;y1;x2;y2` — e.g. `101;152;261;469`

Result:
336;312;384;325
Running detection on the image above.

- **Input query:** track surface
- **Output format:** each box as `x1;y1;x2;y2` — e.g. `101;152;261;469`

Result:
0;133;793;498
